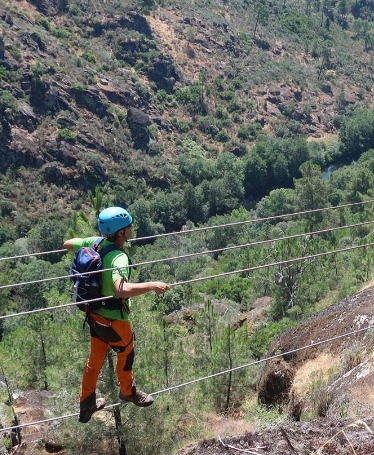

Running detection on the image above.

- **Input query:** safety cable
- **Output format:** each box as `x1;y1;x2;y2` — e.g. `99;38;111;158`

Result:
107;219;374;270
1;202;374;432
0;322;371;433
130;199;374;242
0;296;117;319
171;241;374;287
0;249;67;262
1;199;373;262
1;219;374;292
1;240;374;320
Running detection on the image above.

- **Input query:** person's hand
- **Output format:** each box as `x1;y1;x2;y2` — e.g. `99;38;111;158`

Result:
152;282;171;295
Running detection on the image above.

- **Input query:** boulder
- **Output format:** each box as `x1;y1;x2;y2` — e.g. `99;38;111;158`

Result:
0;11;13;26
17;101;39;132
257;358;294;407
126;106;151;151
147;54;179;92
73;87;112;119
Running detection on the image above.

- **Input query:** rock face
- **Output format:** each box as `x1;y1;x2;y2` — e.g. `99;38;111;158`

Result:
126;106;151;151
257;286;374;419
174;286;374;455
257;358;293;406
72;87;112;119
13;102;39;132
147;54;179;92
29;0;50;15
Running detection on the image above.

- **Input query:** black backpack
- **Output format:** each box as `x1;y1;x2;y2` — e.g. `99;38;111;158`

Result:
70;237;124;313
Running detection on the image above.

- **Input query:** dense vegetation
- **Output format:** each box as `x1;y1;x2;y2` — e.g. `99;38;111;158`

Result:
2;0;374;453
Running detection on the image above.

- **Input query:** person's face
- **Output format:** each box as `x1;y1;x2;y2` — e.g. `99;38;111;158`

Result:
124;223;133;240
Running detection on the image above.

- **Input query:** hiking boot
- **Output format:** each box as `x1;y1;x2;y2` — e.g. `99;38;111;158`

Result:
79;397;106;423
119;387;154;407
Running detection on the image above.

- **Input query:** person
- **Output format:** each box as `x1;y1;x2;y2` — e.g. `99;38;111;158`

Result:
63;206;170;423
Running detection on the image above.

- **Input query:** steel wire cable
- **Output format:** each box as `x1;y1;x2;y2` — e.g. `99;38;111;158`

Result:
1;202;374;431
1;199;374;262
1;240;374;320
1;219;374;292
0;322;372;433
129;199;374;242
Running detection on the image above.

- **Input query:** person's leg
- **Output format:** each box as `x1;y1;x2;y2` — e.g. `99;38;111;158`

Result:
79;320;109;423
80;335;109;403
111;320;154;407
110;320;134;395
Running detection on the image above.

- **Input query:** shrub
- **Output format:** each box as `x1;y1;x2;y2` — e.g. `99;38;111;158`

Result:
148;123;159;138
229;78;243;90
232;112;243;123
215;130;229;142
219;90;235;101
215;105;229;119
214;77;225;90
10;47;21;60
51;27;71;39
309;369;335;418
30;62;48;76
0;92;18;112
148;143;163;156
227;99;242;113
58;128;77;143
82;50;97;63
341;344;364;373
36;15;50;31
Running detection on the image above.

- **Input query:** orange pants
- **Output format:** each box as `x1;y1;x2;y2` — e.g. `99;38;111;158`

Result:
80;312;134;403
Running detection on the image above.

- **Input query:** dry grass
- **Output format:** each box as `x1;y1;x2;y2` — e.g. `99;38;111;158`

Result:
291;353;339;399
202;412;255;439
359;278;374;292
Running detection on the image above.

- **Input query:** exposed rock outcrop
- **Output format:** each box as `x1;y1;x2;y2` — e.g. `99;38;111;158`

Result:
257;286;374;419
126;106;151;151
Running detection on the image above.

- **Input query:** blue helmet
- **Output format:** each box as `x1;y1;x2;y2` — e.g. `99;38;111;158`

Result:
98;207;133;235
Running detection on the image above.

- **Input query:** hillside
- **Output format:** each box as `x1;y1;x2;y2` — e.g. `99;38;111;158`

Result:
3;285;374;454
1;0;374;236
175;285;374;454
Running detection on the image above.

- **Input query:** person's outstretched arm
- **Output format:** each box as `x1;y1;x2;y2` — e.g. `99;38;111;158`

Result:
114;278;170;298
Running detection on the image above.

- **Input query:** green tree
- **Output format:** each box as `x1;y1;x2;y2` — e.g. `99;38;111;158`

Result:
243;151;268;199
317;42;333;79
129;197;164;240
27;218;69;263
256;188;298;218
11;259;62;311
339;108;374;161
338;0;348;15
198;68;208;115
270;236;315;319
293;161;330;229
150;191;186;232
183;182;205;223
88;186;103;216
253;0;270;36
345;167;374;203
136;0;159;13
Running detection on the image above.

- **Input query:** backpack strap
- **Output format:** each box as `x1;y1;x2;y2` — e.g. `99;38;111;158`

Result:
92;237;105;251
96;241;126;316
99;243;124;258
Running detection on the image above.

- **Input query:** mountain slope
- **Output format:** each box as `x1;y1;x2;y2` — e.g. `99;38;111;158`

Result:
1;0;374;235
175;284;374;454
4;284;374;454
